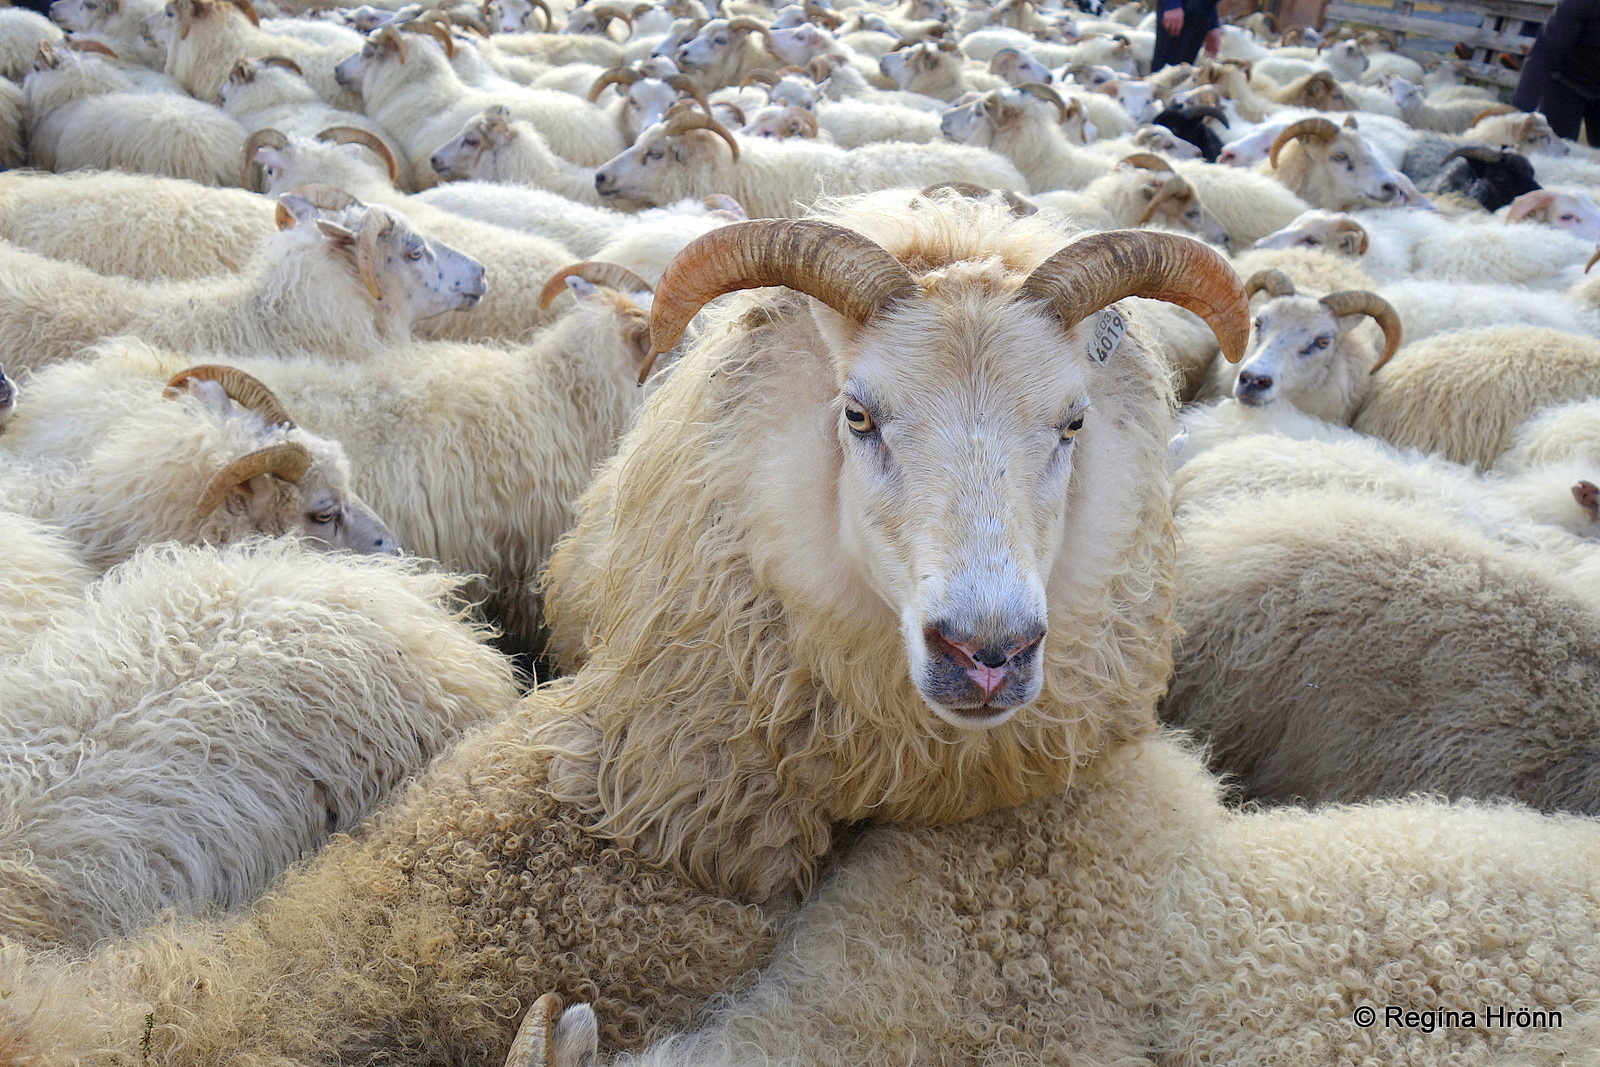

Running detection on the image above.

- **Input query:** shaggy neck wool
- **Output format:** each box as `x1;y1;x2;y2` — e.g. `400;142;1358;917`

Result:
539;199;1179;903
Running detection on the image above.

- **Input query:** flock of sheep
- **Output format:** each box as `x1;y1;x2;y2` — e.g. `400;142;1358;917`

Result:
0;0;1597;1059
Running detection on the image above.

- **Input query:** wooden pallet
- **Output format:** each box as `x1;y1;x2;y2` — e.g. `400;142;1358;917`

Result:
1323;0;1556;88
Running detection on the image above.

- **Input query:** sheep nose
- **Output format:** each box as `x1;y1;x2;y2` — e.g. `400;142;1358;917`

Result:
430;155;447;174
1237;369;1272;392
925;622;1045;699
1378;182;1398;201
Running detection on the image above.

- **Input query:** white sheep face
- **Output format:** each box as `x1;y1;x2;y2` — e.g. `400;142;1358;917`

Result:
49;0;118;32
1230;295;1358;409
809;291;1114;728
1252;210;1367;255
489;0;537;32
676;19;735;69
1283;127;1411;210
593;124;735;205
939;93;996;146
1216;123;1282;166
429;116;508;180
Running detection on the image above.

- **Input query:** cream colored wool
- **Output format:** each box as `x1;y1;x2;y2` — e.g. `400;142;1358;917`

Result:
0;194;1182;1064
0;510;91;656
1228;245;1377;294
0;540;517;947
0;170;274;281
1498;398;1600;471
1354;327;1600;469
621;732;1600;1066
1163;489;1600;813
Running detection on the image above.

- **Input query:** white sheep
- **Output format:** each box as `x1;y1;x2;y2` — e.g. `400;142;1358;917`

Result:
938;81;1112;191
1354;326;1600;470
24;40;249;187
593;109;1028;215
0;6;62;81
0;509;93;657
156;0;363;104
0;189;485;372
0;537;517;946
48;0;168;67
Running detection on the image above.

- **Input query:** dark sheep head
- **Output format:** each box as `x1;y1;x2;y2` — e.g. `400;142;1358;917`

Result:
1153;104;1227;162
1440;144;1540;212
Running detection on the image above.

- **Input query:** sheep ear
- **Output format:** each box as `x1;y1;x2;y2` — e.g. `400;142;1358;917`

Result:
255;145;286;169
276;193;319;229
315;219;357;248
180;377;235;417
564;276;600;299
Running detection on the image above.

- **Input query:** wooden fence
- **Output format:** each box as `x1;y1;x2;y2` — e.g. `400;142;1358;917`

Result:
1321;0;1557;88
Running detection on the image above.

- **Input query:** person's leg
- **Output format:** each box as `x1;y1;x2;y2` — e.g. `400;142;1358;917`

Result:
1541;82;1586;141
1151;23;1181;71
1175;14;1210;65
1585;95;1600;146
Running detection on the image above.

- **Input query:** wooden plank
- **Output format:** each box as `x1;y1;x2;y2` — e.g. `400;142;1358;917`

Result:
1324;2;1538;52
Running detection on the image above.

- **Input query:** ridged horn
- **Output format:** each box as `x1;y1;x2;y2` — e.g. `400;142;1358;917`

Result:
164;364;295;428
662;110;740;160
240;126;289;191
740;67;781;86
1319;289;1402;372
1268;116;1338;167
1588;247;1599;274
258;54;302;73
587;64;642;100
1015;81;1069;123
539;261;654;307
375;23;407;61
317;125;400;183
355;208;389;301
530;0;552;30
644;218;920;381
504;993;565;1067
1244;268;1296;301
1018;230;1249;362
196;442;312;519
285;183;360;211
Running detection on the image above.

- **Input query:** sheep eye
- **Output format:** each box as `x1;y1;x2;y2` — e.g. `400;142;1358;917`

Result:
1331;152;1348;162
1313;336;1332;349
844;404;875;435
311;509;339;525
464;136;479;147
646;146;663;161
406;246;424;260
1060;414;1086;440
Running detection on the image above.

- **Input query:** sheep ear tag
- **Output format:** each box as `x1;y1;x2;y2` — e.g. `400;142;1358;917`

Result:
1088;307;1126;364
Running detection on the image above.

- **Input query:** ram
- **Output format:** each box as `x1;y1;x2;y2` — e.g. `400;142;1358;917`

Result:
593;109;1028;216
0;190;484;373
0;197;1249;1066
330;22;624;190
878;38;1004;101
0;536;516;948
1263;116;1418;210
938;81;1110;191
25;40;249;187
49;0;169;67
157;0;363;104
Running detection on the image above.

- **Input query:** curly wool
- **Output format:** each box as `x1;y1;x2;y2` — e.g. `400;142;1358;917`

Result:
622;733;1600;1067
1163;490;1600;812
0;510;91;656
0;540;518;947
1354;327;1600;469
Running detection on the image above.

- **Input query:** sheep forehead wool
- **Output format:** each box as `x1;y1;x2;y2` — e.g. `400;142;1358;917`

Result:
542;195;1180;900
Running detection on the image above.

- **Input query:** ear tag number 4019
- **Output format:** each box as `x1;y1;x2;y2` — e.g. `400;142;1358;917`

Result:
1090;308;1125;364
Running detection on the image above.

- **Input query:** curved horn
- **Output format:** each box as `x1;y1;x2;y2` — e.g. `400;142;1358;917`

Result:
1136;175;1193;225
259;54;303;73
223;0;259;24
1120;152;1173;172
317;125;400;183
1320;289;1401;372
590;3;635;29
662;110;740;160
539;261;654;307
402;17;456;56
663;72;710;113
448;9;492;34
1443;144;1504;165
196;442;312;519
285;183;360;210
740;67;781;86
375;23;408;61
355;208;388;301
240;126;289;191
587;64;643;100
1015;81;1069;123
1332;218;1369;255
505;994;567;1067
1588;247;1599;275
164;364;296;428
1470;104;1516;126
529;0;552;29
1505;189;1555;223
726;15;770;40
1268;116;1337;168
645;218;920;381
1017;230;1250;363
1244;269;1296;301
1180;104;1227;123
63;38;119;57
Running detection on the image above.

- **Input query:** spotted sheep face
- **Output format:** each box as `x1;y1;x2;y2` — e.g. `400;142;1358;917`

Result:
1231;296;1351;409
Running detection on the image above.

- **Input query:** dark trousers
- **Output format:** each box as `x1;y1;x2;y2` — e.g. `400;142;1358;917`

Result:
1541;78;1600;145
1151;9;1215;71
